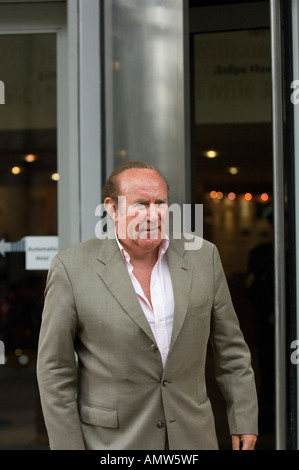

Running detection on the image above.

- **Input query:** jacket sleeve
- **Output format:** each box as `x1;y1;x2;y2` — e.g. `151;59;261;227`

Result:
36;255;86;450
209;245;258;436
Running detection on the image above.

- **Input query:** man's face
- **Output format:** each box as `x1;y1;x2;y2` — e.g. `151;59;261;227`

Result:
106;168;168;256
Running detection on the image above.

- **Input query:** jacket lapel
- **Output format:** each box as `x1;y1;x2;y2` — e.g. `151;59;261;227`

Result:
166;239;193;352
95;234;193;351
95;235;155;342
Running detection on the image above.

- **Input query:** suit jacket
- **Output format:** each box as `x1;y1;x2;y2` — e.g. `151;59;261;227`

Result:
37;234;258;450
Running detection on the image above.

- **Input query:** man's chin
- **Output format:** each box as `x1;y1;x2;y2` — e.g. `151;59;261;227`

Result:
139;229;159;239
137;228;167;241
134;233;164;249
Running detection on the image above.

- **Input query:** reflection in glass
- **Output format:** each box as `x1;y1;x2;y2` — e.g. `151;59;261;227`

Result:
191;29;275;449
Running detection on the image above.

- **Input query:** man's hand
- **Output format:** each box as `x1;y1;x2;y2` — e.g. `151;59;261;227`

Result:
231;434;257;450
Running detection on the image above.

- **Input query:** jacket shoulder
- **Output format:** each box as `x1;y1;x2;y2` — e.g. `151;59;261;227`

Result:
54;236;115;265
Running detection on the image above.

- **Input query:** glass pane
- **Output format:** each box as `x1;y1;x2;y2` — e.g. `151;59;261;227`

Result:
0;34;57;449
191;29;274;449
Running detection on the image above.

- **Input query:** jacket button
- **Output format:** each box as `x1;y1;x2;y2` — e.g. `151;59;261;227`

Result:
157;420;165;429
162;380;168;387
151;344;158;351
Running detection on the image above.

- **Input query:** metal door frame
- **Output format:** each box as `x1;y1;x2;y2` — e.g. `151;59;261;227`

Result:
269;0;287;450
291;0;299;451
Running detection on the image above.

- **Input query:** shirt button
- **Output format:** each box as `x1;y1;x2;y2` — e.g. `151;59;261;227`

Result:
157;420;165;429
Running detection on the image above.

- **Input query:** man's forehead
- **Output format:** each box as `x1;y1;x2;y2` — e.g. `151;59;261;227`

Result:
118;168;167;189
119;168;160;180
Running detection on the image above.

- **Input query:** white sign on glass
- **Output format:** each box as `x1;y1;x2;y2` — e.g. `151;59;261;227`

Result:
0;236;58;270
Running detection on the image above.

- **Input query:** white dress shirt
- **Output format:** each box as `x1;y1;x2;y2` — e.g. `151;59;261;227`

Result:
115;234;174;368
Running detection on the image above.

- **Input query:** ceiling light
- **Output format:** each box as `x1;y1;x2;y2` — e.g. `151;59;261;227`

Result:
11;166;21;175
204;150;218;159
261;193;269;202
51;173;59;181
24;154;37;163
229;166;239;175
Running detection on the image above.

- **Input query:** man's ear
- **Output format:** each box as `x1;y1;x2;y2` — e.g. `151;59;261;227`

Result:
104;198;117;220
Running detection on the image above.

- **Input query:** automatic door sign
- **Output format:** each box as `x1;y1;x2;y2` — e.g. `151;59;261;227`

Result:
25;237;58;270
0;236;58;270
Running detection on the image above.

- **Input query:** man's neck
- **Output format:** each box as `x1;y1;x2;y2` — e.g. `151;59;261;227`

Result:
120;239;159;267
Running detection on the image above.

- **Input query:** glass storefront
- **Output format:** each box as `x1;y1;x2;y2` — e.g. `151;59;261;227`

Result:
0;33;57;449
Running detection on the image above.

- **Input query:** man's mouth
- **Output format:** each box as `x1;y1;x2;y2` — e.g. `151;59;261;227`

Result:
140;226;159;232
137;226;161;238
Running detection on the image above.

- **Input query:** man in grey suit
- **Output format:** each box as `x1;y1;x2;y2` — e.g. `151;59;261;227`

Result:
37;160;258;450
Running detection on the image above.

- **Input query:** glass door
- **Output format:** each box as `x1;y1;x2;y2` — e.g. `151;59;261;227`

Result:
189;1;280;449
0;4;66;450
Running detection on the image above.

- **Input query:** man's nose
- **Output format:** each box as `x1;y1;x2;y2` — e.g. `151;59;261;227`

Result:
147;203;159;221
